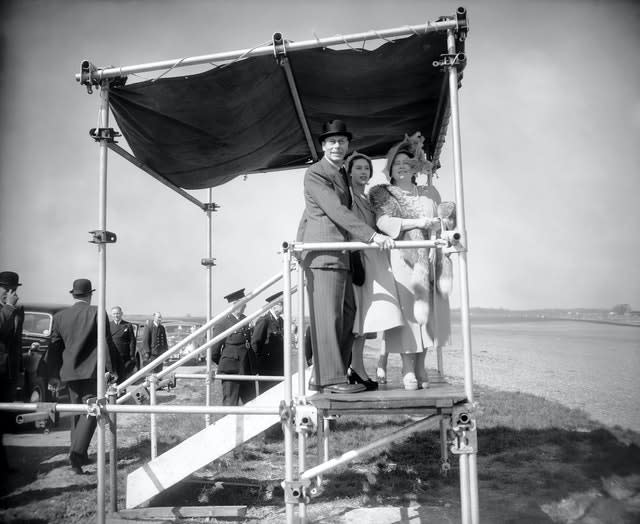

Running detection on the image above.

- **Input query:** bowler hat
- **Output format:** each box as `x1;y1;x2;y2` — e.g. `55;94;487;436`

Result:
69;278;95;296
224;288;245;303
0;271;21;289
265;291;283;303
318;120;353;143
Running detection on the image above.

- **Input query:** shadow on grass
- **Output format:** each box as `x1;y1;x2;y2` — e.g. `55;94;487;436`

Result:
149;423;640;523
0;482;98;509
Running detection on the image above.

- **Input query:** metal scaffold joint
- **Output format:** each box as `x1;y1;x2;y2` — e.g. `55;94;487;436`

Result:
293;400;318;436
88;230;117;245
201;258;216;267
448;410;478;455
203;202;220;212
272;31;287;63
282;479;312;504
455;6;469;40
131;384;150;404
432;52;467;71
279;400;293;425
89;127;121;143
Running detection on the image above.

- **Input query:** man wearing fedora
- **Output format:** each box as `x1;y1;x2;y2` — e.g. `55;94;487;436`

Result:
43;278;121;474
0;271;25;474
296;120;394;394
211;288;257;406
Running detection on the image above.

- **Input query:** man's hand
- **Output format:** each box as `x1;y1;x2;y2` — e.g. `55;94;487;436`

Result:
4;289;19;306
372;233;395;250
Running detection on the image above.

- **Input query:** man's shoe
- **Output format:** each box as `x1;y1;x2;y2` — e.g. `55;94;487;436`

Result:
69;452;85;475
322;383;366;394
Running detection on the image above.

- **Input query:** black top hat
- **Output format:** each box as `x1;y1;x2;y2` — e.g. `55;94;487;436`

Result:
318;120;353;143
265;291;284;303
69;278;95;296
0;271;21;289
224;288;245;303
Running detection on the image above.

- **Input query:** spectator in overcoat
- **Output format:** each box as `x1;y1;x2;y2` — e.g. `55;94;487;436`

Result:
43;278;120;474
0;271;24;474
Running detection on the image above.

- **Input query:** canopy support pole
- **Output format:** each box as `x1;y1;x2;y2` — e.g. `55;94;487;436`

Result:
444;17;478;524
95;80;111;524
204;190;216;426
274;33;318;162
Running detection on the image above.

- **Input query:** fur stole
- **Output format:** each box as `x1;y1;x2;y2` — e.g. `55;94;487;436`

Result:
369;184;434;324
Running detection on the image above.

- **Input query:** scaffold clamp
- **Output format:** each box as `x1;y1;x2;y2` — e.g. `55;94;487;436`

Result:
201;258;216;267
132;384;150;405
89;230;117;244
279;400;293;425
89;127;121;143
282;479;311;504
432;52;466;71
448;411;477;455
86;397;107;419
294;401;318;435
204;202;220;213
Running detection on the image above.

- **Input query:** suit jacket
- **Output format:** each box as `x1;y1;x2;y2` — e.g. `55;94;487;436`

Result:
45;301;120;383
142;322;168;358
211;313;255;375
0;302;23;383
251;312;284;375
110;320;136;361
296;156;375;269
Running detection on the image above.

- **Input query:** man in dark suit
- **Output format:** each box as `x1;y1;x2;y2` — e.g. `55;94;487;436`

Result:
142;312;168;374
110;305;136;378
44;278;120;474
251;291;284;394
0;271;24;474
296;120;394;394
211;289;256;406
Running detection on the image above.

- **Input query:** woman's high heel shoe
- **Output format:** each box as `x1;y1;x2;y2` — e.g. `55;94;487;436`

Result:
376;367;387;384
347;368;378;391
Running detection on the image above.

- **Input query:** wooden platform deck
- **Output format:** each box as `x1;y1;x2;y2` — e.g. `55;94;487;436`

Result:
310;375;467;413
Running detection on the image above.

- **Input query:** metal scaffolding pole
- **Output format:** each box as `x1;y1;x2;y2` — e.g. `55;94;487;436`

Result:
205;188;214;426
95;81;110;524
76;19;459;84
446;23;479;524
282;247;295;524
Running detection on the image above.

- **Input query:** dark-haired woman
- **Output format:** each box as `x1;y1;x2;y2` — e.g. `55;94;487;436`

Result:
345;152;405;390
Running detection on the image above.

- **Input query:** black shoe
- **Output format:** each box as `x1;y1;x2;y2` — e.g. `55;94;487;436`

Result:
347;368;379;391
69;452;85;475
322;383;366;394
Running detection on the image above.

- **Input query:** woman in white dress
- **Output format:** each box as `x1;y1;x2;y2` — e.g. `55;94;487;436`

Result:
368;135;452;390
345;152;405;389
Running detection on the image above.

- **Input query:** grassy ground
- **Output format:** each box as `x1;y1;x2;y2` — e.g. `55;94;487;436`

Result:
1;369;640;523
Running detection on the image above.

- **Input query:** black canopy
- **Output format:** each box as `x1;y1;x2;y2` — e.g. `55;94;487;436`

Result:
109;32;462;190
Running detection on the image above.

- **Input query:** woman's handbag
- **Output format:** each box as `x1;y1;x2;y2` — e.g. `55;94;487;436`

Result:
350;250;365;286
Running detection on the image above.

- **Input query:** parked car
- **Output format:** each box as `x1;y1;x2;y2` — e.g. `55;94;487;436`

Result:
20;302;69;403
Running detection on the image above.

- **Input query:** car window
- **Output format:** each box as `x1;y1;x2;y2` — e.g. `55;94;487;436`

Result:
23;312;53;336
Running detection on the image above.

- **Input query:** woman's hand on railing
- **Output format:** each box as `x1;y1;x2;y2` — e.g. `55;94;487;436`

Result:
372;233;395;250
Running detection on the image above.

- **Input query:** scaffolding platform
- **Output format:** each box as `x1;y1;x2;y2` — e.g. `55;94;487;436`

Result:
310;376;467;413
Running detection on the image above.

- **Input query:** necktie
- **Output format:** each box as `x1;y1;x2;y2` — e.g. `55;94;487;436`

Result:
339;166;353;208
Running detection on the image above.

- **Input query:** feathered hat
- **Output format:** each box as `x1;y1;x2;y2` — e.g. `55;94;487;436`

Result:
383;131;433;184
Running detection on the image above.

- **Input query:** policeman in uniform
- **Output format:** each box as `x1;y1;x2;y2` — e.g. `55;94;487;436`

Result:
211;289;256;406
251;291;284;394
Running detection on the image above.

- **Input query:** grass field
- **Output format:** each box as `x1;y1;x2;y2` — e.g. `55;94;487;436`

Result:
1;367;639;523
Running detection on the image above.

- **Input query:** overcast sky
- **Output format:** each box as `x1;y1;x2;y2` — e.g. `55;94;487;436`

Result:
1;0;638;317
